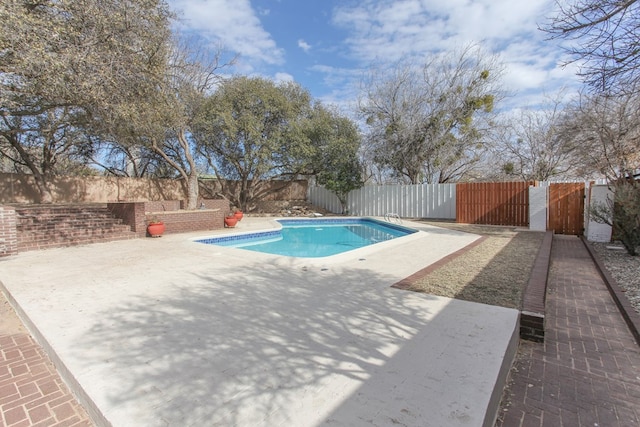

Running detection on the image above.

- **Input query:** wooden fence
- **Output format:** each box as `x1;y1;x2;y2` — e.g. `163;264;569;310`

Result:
456;181;535;227
548;182;585;235
311;180;591;235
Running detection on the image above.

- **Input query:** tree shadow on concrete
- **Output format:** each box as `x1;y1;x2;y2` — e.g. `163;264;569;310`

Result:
74;247;517;426
76;261;446;425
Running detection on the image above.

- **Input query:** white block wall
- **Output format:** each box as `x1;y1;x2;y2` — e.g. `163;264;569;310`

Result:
529;186;548;232
586;185;613;242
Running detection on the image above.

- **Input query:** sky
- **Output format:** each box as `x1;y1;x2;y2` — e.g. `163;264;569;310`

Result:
167;0;580;111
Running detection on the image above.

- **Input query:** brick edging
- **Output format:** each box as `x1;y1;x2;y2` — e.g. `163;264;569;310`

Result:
581;237;640;346
0;281;110;426
392;235;488;290
519;230;553;342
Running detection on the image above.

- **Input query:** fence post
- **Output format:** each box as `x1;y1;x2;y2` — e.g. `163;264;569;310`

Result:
585;184;613;242
529;185;548;231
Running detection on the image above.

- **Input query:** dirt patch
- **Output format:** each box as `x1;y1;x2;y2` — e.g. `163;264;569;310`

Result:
405;221;545;309
0;289;27;335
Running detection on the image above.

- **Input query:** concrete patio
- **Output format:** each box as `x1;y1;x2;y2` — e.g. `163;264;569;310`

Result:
1;218;519;426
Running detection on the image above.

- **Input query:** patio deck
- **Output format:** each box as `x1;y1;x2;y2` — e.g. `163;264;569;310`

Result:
1;218;519;426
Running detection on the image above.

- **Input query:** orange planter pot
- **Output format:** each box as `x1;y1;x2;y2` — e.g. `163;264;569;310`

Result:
233;211;244;221
147;222;165;237
224;216;238;227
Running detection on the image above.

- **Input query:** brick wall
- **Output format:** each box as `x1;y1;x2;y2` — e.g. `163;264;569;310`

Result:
108;200;230;236
107;202;147;235
147;208;227;235
520;230;553;342
144;200;182;212
0;206;18;257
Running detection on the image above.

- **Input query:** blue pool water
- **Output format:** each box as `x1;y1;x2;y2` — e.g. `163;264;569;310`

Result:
196;218;417;258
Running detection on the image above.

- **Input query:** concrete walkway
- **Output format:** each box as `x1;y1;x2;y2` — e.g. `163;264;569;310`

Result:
497;235;640;426
1;219;519;427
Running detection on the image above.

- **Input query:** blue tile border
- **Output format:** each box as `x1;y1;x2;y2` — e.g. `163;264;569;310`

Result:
195;217;417;247
278;217;417;234
196;230;281;245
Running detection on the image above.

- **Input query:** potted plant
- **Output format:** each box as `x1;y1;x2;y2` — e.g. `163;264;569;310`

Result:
233;208;244;221
147;217;165;237
224;213;238;228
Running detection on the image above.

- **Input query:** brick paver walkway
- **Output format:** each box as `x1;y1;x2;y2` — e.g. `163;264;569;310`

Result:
497;235;640;427
0;332;92;427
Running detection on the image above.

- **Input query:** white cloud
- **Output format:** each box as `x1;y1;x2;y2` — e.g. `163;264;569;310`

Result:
169;0;284;65
274;72;294;83
330;0;578;97
298;39;311;53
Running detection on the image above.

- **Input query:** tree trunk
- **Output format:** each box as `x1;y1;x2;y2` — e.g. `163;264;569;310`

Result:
179;129;199;210
34;175;54;203
4;130;54;203
185;173;199;210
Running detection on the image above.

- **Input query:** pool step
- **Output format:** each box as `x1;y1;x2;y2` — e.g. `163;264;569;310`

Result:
384;212;402;223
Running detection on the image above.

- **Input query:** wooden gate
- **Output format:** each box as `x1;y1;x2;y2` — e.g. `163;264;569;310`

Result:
548;183;585;235
456;181;534;226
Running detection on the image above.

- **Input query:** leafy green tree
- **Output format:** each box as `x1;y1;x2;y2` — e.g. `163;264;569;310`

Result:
144;41;233;210
67;36;234;209
194;76;314;211
303;104;363;213
0;0;173;202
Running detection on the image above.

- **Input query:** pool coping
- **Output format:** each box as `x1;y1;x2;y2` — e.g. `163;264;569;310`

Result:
192;216;419;258
189;216;428;266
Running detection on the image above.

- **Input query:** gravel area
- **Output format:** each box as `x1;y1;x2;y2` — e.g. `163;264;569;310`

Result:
407;222;640;316
591;242;640;314
408;221;545;309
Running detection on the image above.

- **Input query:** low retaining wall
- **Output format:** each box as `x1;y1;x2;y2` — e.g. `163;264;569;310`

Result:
108;199;230;237
520;230;553;342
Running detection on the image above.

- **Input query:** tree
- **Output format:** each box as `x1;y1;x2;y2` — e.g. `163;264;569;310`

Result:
80;35;235;208
194;76;315;211
146;40;234;210
303;104;363;213
494;93;579;181
542;0;640;92
562;89;640;254
359;44;504;184
591;180;640;255
0;0;173;202
563;89;640;180
0;107;93;179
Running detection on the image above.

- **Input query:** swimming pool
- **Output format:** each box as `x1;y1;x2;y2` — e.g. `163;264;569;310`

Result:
196;218;417;258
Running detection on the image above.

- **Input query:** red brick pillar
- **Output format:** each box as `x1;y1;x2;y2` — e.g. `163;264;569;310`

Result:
0;205;18;257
